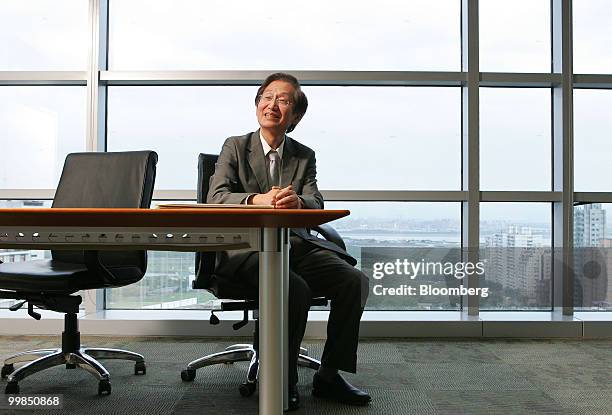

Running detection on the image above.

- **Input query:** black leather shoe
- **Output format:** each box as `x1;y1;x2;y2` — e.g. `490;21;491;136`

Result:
286;384;300;411
312;372;371;406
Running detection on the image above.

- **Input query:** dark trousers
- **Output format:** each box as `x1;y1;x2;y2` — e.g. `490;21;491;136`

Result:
234;235;369;386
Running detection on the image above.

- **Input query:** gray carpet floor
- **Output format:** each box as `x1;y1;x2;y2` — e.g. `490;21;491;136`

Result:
0;336;610;414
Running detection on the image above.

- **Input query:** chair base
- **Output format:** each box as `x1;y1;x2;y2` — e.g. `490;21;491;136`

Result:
2;312;146;395
2;347;146;395
181;343;320;396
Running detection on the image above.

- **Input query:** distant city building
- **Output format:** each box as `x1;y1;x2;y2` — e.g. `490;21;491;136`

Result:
484;226;548;307
602;238;612;248
573;204;610;309
574;203;606;248
0;249;45;263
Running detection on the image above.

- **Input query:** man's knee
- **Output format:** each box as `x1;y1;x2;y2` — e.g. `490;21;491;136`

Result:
339;268;369;307
344;267;368;287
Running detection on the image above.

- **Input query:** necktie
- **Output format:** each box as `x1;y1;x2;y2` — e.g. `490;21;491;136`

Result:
269;150;280;188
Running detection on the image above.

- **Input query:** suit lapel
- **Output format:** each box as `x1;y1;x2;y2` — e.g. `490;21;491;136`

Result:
246;131;269;192
280;136;299;188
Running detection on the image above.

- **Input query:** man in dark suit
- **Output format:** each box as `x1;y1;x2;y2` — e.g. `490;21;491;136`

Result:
208;73;371;410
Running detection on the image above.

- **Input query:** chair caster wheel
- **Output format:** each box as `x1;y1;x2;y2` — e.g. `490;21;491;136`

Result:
239;382;256;397
134;362;146;375
181;369;196;382
98;380;111;396
5;381;19;394
66;363;77;369
1;364;14;379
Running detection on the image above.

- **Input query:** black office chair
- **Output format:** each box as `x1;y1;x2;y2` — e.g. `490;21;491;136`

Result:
180;153;346;397
0;151;157;395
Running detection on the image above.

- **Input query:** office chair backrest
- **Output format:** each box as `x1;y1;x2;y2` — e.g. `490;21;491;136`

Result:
197;153;218;204
53;151;157;209
51;151;158;282
194;153;219;288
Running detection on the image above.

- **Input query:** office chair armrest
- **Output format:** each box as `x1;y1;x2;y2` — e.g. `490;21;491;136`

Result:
312;224;346;251
193;252;216;289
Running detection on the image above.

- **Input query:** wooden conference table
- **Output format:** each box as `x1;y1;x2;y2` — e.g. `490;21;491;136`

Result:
0;207;349;415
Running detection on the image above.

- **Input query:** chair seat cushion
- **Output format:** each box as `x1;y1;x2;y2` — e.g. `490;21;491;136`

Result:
209;274;258;300
208;275;328;307
0;259;89;294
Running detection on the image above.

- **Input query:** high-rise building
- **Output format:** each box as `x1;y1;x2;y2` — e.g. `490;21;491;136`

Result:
484;226;547;306
574;203;606;248
573;205;610;309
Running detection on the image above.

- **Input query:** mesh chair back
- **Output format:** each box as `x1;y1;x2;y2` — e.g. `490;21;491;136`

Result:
51;151;158;285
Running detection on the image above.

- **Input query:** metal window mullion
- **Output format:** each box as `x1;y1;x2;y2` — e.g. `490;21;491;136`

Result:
480;191;562;202
479;72;561;87
461;0;480;316
574;193;612;203
320;191;467;202
2;189;572;203
0;190;55;200
84;0;109;314
573;74;612;88
86;0;107;154
97;0;109;153
551;0;574;316
86;0;98;152
99;70;466;86
0;71;88;86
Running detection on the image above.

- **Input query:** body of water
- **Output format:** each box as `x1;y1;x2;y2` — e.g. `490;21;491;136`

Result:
341;232;552;246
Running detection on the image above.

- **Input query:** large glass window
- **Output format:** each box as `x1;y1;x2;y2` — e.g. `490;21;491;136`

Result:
480;88;551;191
0;87;87;189
480;203;552;310
0;200;51;310
573;203;612;311
105;201;212;310
574;90;612;192
573;0;612;74
327;202;461;311
2;1;611;318
106;87;254;190
108;0;460;71
106;252;208;310
106;201;462;310
0;0;89;70
0;201;88;312
300;87;461;190
107;86;461;191
479;0;550;73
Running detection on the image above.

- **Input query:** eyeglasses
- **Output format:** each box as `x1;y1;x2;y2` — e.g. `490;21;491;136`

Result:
258;94;293;108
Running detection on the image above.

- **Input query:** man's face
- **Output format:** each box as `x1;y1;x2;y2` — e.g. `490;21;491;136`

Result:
256;80;299;133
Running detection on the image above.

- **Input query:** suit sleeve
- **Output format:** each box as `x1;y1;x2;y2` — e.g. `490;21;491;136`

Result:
299;150;324;210
207;137;253;204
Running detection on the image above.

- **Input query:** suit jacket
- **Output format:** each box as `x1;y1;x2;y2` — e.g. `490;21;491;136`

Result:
207;130;356;277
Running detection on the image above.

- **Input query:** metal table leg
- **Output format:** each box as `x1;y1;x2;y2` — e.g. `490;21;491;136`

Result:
282;228;290;410
259;227;286;414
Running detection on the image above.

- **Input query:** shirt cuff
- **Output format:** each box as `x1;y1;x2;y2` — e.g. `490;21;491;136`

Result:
244;194;255;205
